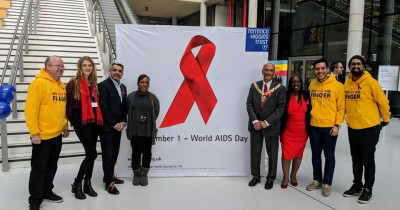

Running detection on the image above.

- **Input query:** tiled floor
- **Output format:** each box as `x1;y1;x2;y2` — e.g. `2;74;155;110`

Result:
1;119;399;210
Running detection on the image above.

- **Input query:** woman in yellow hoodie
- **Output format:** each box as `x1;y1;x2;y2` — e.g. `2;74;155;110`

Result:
342;55;390;204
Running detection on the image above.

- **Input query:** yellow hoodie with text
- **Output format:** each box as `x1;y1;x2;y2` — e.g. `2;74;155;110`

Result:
344;71;390;129
309;75;345;127
25;68;68;140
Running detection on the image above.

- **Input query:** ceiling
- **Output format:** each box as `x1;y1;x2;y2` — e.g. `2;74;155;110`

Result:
128;0;225;19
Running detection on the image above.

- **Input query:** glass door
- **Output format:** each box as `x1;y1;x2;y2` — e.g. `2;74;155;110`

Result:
288;56;321;90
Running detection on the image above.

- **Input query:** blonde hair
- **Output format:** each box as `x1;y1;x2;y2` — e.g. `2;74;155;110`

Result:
70;56;99;100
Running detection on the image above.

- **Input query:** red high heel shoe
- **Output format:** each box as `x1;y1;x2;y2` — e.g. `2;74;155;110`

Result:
291;181;298;187
281;184;288;189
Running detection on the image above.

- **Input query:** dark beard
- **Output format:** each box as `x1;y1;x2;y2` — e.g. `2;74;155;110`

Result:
351;68;363;76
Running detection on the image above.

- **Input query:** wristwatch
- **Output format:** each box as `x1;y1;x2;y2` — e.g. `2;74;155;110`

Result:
334;124;341;128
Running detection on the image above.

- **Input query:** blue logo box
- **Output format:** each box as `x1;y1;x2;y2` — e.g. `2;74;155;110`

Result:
245;28;271;52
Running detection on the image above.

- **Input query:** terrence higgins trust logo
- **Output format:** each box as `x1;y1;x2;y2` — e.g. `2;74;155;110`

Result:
160;35;217;128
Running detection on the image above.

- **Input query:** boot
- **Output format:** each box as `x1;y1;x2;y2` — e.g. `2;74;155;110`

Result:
140;167;150;186
83;179;98;197
132;168;141;186
71;178;86;199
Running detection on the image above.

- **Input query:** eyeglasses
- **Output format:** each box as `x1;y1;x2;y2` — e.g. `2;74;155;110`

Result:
49;65;65;69
350;62;363;66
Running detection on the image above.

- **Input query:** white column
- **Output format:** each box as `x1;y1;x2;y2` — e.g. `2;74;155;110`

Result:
200;1;207;26
346;0;365;66
248;0;258;27
172;17;177;25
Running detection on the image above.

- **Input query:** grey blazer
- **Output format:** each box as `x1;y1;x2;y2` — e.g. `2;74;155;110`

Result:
246;80;286;137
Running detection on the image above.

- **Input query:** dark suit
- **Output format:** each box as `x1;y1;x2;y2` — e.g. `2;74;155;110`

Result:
98;77;127;185
246;80;286;180
333;73;345;84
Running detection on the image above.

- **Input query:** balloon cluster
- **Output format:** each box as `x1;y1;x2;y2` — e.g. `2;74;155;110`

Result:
0;85;16;119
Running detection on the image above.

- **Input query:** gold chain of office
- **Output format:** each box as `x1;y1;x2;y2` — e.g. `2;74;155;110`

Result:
253;83;281;102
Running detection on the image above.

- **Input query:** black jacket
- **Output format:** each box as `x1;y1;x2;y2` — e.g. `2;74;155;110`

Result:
98;77;127;132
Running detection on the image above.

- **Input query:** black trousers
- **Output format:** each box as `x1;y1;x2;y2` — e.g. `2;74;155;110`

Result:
29;134;62;205
130;136;152;170
250;132;279;180
348;125;380;191
71;109;101;182
100;129;121;186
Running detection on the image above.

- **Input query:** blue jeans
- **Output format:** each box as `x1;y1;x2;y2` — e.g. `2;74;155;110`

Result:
309;126;338;185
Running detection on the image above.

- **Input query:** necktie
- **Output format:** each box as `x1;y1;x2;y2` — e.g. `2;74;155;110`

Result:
261;83;268;109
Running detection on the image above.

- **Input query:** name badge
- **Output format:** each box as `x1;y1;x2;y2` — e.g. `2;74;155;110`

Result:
91;102;98;107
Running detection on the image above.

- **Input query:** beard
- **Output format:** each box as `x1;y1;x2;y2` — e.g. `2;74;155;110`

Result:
351;68;363;76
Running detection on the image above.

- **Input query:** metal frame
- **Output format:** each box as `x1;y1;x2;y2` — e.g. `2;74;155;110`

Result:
87;0;116;71
0;0;39;172
288;56;322;80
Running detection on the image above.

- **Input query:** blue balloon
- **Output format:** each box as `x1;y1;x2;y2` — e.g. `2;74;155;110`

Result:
0;85;16;103
0;102;11;119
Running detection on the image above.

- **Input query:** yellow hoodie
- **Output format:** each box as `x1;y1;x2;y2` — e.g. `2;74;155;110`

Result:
25;68;68;140
344;71;390;129
309;75;345;127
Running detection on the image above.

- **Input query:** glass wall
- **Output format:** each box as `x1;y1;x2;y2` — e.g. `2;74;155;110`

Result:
264;0;400;115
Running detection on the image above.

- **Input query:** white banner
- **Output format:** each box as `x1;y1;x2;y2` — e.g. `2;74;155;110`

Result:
115;25;268;177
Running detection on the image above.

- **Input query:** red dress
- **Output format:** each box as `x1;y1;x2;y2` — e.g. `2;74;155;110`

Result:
280;94;308;159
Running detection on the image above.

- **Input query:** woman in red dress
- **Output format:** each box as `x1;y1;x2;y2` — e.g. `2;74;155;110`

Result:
280;75;311;188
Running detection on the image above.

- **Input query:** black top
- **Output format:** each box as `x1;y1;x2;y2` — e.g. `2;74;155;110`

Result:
130;92;153;137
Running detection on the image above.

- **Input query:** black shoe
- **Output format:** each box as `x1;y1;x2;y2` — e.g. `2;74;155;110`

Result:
248;178;261;187
71;178;86;200
43;191;63;203
83;180;98;197
265;180;274;190
358;188;372;204
343;184;362;197
113;177;125;184
29;204;40;210
105;182;120;195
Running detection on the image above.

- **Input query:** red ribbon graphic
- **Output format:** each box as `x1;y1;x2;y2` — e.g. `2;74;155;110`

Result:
160;35;217;128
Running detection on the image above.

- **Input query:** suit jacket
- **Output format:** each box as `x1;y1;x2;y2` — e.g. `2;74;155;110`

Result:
246;80;286;137
98;77;127;132
333;73;345;84
280;90;312;135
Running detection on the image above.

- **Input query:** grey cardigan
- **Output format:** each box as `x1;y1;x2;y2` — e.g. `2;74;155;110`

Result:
126;91;160;145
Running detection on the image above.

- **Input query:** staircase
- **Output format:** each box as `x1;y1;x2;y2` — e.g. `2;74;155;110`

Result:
0;0;11;28
0;0;105;169
98;0;124;52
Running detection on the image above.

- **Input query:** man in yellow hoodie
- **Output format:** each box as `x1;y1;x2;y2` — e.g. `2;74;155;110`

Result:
342;55;390;204
306;58;345;197
25;56;69;210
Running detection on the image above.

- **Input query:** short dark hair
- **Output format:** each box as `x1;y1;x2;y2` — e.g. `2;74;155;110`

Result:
330;61;342;72
137;74;150;84
110;62;124;71
313;58;329;68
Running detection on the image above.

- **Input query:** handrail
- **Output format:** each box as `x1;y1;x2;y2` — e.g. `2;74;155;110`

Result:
1;0;39;172
114;0;130;24
116;0;140;24
1;0;28;85
91;0;116;63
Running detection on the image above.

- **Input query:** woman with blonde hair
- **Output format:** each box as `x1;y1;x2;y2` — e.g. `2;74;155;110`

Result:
66;56;103;199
